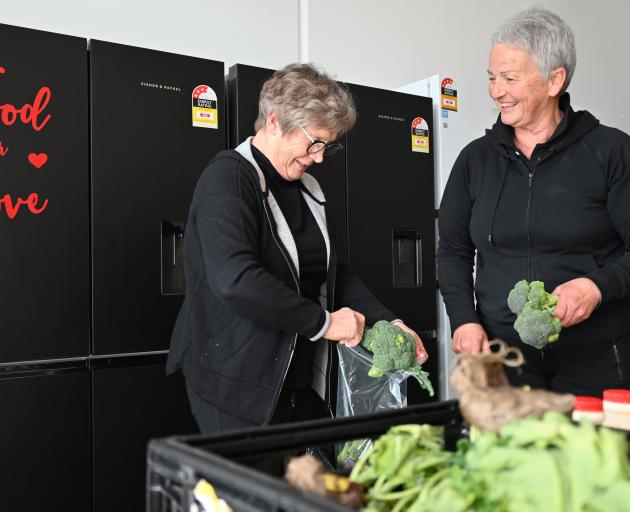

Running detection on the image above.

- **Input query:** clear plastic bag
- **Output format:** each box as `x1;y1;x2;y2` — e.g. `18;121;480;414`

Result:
336;344;408;418
335;344;410;469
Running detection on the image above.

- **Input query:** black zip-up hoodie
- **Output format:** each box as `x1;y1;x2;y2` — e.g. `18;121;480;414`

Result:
438;93;630;349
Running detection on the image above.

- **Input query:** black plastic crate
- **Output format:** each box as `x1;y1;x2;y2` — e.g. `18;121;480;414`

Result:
146;400;462;512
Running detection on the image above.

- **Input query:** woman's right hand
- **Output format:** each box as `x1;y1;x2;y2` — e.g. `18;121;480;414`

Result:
452;322;490;354
324;307;365;348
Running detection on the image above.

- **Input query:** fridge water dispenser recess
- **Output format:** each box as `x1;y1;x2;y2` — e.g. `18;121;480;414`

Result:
161;221;185;295
392;229;422;288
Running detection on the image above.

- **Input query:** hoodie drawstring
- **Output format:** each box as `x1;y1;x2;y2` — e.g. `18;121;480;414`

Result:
488;155;511;247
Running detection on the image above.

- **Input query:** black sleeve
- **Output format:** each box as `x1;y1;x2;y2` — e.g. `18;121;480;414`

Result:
586;130;630;304
194;157;326;338
333;252;397;327
437;146;481;333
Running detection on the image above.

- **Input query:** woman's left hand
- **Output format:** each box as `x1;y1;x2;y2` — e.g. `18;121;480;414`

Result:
396;323;428;363
551;277;602;328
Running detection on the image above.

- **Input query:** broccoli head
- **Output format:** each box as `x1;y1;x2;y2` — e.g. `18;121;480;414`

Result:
362;321;415;376
361;320;434;396
507;280;562;349
507;279;530;314
527;280;558;310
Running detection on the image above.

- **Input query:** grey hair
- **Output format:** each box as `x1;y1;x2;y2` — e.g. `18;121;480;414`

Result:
492;7;576;93
254;63;356;135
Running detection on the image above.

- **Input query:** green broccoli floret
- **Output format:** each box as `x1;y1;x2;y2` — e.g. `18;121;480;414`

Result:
361;320;434;396
362;321;415;376
526;281;543;308
507;279;530;314
508;280;561;349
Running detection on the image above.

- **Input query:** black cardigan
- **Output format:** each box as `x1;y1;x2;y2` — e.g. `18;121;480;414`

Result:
167;148;395;424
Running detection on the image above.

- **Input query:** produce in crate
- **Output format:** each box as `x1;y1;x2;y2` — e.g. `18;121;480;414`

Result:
285;454;364;509
350;412;630;511
193;480;233;512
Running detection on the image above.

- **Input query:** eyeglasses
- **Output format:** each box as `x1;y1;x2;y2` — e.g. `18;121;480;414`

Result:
300;126;344;157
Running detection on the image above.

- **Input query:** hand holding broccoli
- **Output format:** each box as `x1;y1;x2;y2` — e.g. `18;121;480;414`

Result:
508;280;561;349
395;322;428;363
361;320;434;396
551;277;601;328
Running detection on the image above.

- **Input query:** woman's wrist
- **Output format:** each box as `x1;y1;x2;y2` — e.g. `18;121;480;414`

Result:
310;310;331;341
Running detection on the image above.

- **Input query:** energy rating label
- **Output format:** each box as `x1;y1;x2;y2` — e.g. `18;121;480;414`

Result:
411;117;430;153
440;77;458;111
192;85;218;129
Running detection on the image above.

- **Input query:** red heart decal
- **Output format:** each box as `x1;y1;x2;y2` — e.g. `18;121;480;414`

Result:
0;67;5;74
28;152;48;169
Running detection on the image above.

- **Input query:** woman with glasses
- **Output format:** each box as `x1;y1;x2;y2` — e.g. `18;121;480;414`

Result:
167;63;427;433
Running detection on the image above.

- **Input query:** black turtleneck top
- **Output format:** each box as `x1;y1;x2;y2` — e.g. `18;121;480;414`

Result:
251;144;327;388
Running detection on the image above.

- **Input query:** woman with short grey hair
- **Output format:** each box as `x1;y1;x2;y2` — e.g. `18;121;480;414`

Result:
168;62;427;433
491;7;576;93
255;63;357;136
438;7;630;396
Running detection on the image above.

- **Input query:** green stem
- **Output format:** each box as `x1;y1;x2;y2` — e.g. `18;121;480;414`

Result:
408;468;450;511
391;493;417;512
369;485;423;502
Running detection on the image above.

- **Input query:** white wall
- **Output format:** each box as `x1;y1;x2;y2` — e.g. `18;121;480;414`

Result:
2;0;627;132
1;0;299;70
309;0;629;133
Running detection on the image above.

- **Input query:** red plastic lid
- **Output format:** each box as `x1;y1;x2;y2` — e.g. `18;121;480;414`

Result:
574;395;603;412
603;389;630;404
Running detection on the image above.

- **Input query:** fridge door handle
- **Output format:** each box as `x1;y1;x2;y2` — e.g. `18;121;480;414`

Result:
392;229;422;288
161;221;186;295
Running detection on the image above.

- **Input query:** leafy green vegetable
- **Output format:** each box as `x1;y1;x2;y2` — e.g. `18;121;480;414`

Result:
508;280;562;349
361;320;434;396
350;424;445;510
350;412;630;511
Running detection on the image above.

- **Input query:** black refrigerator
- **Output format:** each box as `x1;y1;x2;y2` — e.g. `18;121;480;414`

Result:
0;24;91;511
345;84;437;403
89;41;225;511
227;64;437;404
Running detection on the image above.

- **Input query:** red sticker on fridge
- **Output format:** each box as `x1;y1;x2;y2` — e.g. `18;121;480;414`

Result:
0;66;51;219
0;193;48;220
0;85;52;132
28;152;48;169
